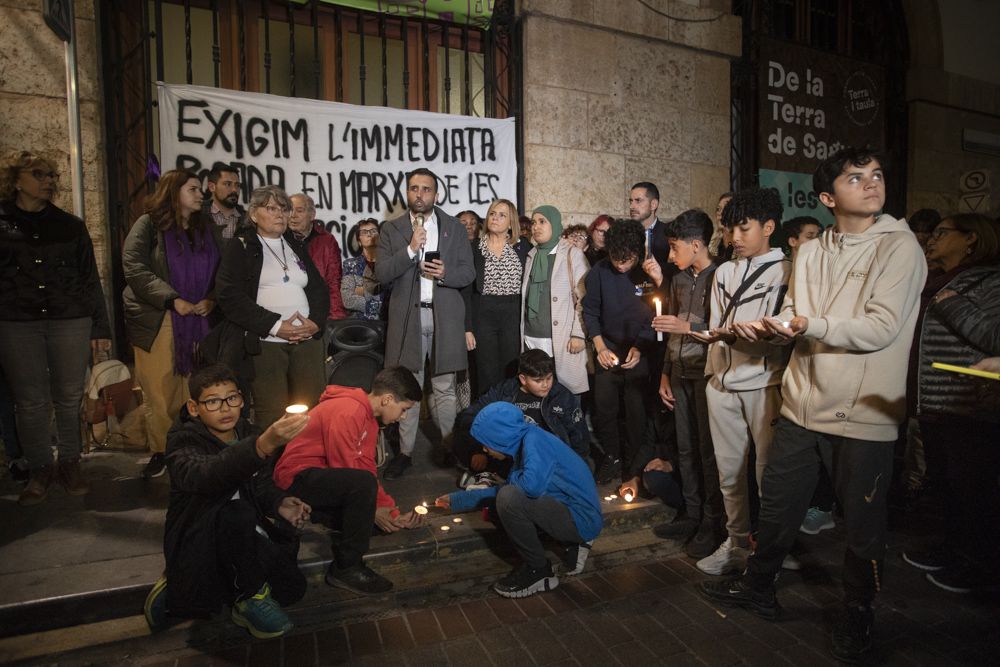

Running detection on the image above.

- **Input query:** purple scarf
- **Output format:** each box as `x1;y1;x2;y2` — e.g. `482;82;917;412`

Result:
165;227;220;375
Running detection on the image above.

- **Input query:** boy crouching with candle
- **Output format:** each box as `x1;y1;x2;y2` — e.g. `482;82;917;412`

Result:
144;364;311;639
273;366;424;595
437;402;602;598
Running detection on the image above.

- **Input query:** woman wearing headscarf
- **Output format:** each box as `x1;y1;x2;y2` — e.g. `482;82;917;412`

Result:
0;150;110;505
123;169;224;479
520;205;589;395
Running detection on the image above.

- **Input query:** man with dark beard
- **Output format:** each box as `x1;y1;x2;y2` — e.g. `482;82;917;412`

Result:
203;162;246;240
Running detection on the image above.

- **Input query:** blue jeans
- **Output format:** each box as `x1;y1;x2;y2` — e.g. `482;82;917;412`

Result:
0;318;92;469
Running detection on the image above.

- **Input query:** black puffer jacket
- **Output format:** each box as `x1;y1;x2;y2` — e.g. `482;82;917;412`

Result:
916;263;1000;423
0;201;110;337
163;412;296;616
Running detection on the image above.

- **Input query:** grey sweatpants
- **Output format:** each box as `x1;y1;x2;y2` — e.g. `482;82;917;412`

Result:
496;485;583;569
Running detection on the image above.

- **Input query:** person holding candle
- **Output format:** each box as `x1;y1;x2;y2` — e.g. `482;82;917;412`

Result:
436;402;602;597
145;364;310;638
683;188;791;576
647;210;721;560
699;148;927;664
582;218;659;485
273;366;424;594
451;349;589;484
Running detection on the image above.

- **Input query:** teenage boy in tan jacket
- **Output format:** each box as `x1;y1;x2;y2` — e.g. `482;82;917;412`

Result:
699;148;926;664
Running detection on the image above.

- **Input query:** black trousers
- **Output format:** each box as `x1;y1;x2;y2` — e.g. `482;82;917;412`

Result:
288;467;378;569
921;417;1000;569
474;294;522;397
216;499;306;606
746;417;893;605
592;357;648;471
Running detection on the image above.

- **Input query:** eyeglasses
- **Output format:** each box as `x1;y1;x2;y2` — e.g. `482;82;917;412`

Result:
359;229;379;237
197;392;245;411
24;169;59;182
569;233;587;241
929;227;961;241
263;204;290;216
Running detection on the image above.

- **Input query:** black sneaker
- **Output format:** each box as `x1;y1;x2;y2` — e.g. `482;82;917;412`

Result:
653;512;699;541
7;459;29;484
902;545;951;572
830;604;873;664
685;520;723;559
142;453;167;480
563;540;594;576
493;562;559;599
382;453;412;480
325;563;393;595
698;577;782;620
594;456;621;485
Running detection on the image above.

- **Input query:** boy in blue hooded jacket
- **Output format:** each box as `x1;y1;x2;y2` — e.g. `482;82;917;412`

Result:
436;402;602;598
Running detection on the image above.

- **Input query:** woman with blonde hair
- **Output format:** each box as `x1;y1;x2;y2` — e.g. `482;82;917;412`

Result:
0;151;110;504
521;205;589;394
123;169;223;479
464;199;529;394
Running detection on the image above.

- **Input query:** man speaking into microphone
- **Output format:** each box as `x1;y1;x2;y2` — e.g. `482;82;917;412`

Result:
376;168;475;479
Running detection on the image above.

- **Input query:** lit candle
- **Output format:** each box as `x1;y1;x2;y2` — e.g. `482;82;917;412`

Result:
654;298;663;341
285;404;308;415
453;517;463;523
440;525;450;532
609;494;618;499
623;491;635;503
414;505;428;515
781;321;791;329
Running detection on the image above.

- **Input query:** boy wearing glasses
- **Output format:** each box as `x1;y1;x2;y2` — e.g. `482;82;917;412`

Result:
145;364;311;639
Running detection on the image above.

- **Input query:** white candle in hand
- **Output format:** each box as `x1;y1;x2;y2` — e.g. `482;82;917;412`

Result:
654;298;663;341
285;404;308;415
414;505;428;515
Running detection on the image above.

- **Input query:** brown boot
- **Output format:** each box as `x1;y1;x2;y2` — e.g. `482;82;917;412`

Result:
58;459;90;496
18;465;55;506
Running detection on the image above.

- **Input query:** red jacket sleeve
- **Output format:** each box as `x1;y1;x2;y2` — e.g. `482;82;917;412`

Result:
322;404;395;508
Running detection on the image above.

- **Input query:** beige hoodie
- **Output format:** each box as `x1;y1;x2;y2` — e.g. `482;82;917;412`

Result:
776;214;926;442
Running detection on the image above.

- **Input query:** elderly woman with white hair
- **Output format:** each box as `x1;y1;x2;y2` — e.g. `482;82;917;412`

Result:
216;185;329;429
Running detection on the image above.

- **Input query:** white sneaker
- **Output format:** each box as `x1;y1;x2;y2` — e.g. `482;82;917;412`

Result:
695;537;749;575
781;553;802;570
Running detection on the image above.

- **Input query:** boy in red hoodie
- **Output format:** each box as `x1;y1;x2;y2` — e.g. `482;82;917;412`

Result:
273;366;423;594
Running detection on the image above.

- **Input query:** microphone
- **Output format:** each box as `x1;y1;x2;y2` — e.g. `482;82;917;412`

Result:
413;214;425;262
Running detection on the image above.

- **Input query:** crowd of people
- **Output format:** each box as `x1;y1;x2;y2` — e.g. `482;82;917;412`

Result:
1;146;998;663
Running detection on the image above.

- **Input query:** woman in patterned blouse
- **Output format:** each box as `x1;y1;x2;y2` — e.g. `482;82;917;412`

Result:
464;199;529;395
340;218;385;321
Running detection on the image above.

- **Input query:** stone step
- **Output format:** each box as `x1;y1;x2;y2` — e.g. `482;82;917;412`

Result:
0;493;675;639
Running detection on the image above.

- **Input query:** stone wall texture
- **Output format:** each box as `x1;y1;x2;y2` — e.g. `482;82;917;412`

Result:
0;0;111;289
519;0;739;227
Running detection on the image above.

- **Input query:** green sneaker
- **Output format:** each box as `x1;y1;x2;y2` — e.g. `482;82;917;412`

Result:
144;576;168;631
231;584;293;639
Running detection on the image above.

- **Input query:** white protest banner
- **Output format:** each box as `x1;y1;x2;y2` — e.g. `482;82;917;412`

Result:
157;83;517;254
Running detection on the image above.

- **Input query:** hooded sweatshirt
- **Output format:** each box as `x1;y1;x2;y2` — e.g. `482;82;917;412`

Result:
706;249;791;391
273;385;395;509
775;214;926;442
447;402;603;542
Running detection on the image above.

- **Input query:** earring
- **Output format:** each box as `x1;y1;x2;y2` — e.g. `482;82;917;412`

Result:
966;247;973;255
